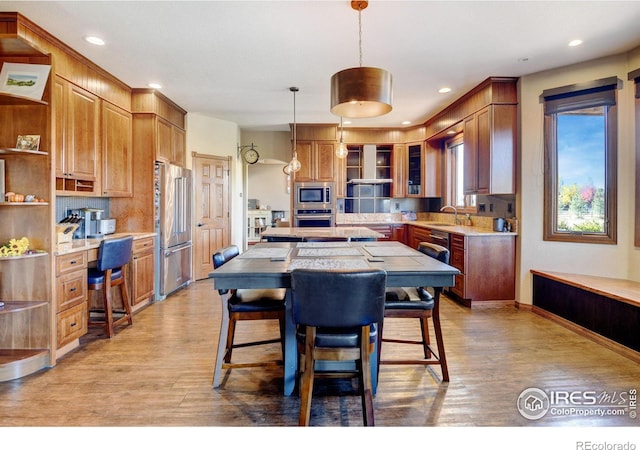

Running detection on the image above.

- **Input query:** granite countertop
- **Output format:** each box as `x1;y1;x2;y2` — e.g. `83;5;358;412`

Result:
261;226;385;239
407;221;518;236
55;232;157;256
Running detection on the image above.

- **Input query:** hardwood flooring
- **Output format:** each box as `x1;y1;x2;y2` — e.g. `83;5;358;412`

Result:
1;278;639;429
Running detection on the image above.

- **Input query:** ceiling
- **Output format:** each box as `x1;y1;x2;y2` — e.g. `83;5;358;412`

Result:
2;1;640;132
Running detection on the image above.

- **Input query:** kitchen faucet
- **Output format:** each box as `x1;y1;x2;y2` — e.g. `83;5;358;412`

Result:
440;205;458;225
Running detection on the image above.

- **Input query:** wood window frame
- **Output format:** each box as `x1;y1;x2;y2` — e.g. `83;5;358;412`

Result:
629;68;640;247
541;77;620;244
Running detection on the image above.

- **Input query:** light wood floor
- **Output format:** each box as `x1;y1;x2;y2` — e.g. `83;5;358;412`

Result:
1;278;639;427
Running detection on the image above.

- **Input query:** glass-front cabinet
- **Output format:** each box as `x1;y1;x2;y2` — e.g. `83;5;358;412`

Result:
407;143;423;197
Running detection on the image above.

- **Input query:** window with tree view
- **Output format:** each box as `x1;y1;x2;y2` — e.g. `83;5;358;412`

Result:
542;77;619;244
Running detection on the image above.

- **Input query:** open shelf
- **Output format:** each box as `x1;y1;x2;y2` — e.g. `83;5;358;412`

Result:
0;147;48;156
0;202;49;206
0;251;48;260
0;92;48;106
0;349;50;382
0;300;48;314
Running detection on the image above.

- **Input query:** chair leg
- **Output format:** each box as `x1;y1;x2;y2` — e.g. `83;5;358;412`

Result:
104;270;115;338
224;314;237;363
420;317;432;359
278;313;286;360
432;289;449;382
120;269;133;326
360;326;375;426
299;326;316;426
213;292;231;388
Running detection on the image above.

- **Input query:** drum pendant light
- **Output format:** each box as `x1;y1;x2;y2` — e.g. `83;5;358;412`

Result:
288;87;301;173
330;1;392;119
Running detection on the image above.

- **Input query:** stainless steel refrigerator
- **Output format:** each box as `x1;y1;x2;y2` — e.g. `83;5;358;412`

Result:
154;161;192;300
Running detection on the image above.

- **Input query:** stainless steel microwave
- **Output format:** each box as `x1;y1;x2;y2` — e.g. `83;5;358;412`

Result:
294;181;335;209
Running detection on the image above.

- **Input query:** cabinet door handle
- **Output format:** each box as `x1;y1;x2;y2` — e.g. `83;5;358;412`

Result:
70;322;77;327
70;260;77;265
69;287;77;292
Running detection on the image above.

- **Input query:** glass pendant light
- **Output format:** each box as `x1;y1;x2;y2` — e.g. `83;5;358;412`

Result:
288;87;301;173
336;116;348;159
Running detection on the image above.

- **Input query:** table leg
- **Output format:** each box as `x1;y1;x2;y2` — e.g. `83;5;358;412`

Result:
284;288;297;396
213;292;230;388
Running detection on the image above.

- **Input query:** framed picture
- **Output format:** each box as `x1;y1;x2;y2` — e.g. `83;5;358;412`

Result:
0;63;51;101
16;135;41;151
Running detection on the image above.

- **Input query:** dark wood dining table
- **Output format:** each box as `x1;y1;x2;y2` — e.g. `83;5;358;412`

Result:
208;240;459;396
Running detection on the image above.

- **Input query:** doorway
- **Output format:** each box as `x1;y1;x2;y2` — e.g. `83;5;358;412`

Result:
192;153;231;280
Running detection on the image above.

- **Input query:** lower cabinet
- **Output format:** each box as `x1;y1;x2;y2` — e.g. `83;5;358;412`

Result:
406;225;431;249
448;233;515;307
55;251;88;349
129;236;156;308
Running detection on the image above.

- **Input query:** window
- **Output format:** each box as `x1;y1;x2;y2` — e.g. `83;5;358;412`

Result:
541;77;620;244
445;134;476;212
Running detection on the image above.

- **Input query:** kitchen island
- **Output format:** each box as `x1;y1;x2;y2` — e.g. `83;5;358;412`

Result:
261;226;384;241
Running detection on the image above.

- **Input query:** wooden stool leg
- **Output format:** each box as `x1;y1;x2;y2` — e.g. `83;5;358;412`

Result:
104;269;115;338
420;317;432;358
299;327;316;426
120;269;133;326
361;327;375;426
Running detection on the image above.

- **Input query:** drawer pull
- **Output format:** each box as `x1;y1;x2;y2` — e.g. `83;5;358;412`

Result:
70;322;77;327
69;287;77;292
70;260;77;265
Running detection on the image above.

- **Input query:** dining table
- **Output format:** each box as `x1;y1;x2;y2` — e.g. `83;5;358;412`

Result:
208;240;460;396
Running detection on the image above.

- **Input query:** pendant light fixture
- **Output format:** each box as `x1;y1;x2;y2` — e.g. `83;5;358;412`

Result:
288;86;301;173
330;0;392;119
336;116;348;159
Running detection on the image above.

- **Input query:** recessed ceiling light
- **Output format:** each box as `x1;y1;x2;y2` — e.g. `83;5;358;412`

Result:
84;36;105;46
568;39;583;47
343;120;352;125
438;87;452;94
148;83;162;89
402;121;411;125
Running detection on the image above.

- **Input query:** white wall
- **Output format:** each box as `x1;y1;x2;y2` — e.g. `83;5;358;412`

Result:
185;113;245;246
517;51;639;305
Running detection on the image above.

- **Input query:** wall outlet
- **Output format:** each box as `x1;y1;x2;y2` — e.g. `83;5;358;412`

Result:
489;203;494;212
508;202;513;213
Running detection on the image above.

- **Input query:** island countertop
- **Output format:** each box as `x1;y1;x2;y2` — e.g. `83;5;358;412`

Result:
261;226;385;240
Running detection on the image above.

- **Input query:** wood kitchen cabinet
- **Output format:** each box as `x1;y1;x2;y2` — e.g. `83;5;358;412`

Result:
448;232;515;307
129;236;155;309
101;101;133;197
294;140;336;182
393;143;406;198
55;252;88;350
131;89;187;167
54;76;101;195
463;104;517;195
406;225;432;249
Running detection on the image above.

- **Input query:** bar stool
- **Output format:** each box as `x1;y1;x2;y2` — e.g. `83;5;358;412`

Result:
291;268;387;426
212;245;286;387
87;236;134;338
378;242;450;382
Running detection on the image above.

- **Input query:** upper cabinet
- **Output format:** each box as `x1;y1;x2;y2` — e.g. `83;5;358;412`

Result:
292;125;337;183
54;76;101;195
101;101;133;197
131;89;187;167
463;104;517;195
406;142;423;197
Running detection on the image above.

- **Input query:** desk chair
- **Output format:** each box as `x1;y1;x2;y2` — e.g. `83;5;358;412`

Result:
87;235;134;338
379;242;450;382
291;268;386;426
212;245;286;387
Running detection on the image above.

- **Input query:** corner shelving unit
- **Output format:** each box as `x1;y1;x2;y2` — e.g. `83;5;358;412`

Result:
0;57;54;381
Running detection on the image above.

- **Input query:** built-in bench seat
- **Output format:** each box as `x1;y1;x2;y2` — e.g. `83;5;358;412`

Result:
531;270;640;363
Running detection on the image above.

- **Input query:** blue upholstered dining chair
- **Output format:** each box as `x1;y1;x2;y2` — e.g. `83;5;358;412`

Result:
378;242;450;382
87;235;134;338
211;245;286;387
291;268;387;426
